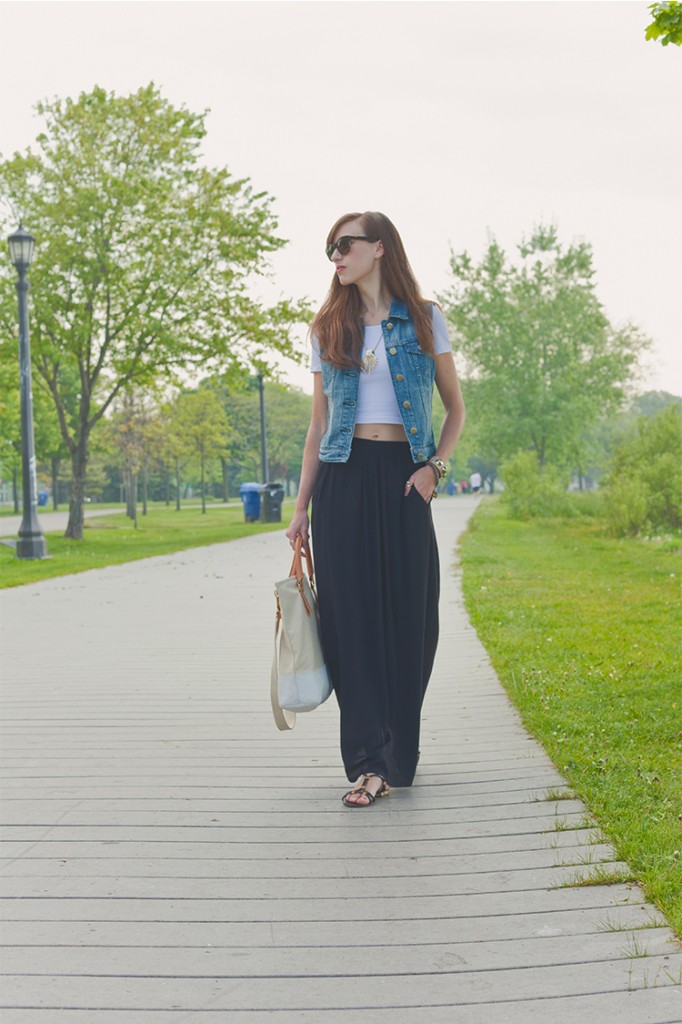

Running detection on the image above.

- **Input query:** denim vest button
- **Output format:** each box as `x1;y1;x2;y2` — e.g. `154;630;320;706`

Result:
409;427;417;435
396;374;404;382
417;452;424;459
403;401;411;409
386;322;394;329
389;347;397;355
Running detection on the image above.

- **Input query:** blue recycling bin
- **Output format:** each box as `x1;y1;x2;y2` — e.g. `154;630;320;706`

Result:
38;490;49;507
239;482;263;522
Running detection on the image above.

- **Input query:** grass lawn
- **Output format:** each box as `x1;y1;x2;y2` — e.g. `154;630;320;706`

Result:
0;504;287;588
460;498;681;935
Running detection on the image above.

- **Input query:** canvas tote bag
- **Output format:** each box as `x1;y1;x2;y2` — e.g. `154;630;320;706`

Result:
271;535;332;730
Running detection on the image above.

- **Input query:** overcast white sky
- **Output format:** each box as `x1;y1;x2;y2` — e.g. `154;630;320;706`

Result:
1;0;680;395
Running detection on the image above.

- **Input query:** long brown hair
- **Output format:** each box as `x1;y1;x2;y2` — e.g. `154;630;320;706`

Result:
311;211;434;369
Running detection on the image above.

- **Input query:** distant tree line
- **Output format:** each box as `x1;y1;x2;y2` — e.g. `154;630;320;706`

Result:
0;372;311;519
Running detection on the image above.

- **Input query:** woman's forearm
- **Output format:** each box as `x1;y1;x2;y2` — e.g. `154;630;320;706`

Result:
434;353;466;464
295;425;324;512
435;400;466;463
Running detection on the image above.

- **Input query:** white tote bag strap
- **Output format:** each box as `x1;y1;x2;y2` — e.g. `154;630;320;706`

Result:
271;613;295;731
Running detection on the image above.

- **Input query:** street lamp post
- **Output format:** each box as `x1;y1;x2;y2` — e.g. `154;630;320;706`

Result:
257;372;269;484
7;223;47;559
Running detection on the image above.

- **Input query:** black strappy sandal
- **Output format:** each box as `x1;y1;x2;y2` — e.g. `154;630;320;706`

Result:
342;773;390;808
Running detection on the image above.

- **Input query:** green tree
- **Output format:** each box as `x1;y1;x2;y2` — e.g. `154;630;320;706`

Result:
433;381;498;491
205;374;263;494
162;400;191;512
440;226;647;473
0;333;75;510
0;358;21;512
33;381;70;510
631;390;682;418
263;381;311;491
108;391;151;525
141;406;178;507
0;84;306;540
0;342;22;509
170;389;228;513
206;375;312;494
645;2;682;46
581;390;682;492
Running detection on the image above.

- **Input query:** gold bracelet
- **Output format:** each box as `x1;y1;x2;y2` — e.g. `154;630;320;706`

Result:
429;457;447;479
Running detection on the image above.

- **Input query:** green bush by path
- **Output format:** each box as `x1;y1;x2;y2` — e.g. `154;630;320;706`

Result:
603;406;682;538
0;505;287;589
460;498;681;934
499;450;574;520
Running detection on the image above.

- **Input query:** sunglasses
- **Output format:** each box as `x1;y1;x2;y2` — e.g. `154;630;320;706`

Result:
326;235;380;261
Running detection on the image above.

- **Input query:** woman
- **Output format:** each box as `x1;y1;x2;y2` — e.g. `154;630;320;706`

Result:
286;212;465;807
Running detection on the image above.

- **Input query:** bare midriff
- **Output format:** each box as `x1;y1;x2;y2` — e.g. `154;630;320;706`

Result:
354;423;407;442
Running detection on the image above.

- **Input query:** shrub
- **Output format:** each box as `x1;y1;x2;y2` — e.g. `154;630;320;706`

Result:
603;474;649;537
500;450;573;520
604;407;682;536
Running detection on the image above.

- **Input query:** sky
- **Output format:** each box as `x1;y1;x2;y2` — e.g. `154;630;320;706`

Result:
1;0;680;396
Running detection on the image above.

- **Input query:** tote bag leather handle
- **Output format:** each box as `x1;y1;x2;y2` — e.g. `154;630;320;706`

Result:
289;535;317;614
289;534;316;584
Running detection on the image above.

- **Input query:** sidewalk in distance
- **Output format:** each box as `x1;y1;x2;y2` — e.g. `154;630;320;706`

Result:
1;496;680;1022
0;506;124;537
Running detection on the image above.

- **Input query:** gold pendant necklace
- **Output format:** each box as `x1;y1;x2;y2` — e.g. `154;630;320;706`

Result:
361;335;382;374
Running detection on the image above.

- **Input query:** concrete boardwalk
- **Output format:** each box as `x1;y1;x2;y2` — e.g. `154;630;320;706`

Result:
0;497;680;1023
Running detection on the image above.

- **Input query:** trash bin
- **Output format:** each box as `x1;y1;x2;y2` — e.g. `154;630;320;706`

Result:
261;482;285;523
239;482;263;522
38;490;49;507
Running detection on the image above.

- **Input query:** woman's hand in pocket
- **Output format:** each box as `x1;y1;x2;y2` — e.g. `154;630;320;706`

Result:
404;465;437;504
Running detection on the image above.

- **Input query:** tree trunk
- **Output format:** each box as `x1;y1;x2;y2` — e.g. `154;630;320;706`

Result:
201;456;206;514
142;459;148;516
51;457;60;510
130;472;138;528
175;457;181;511
124;466;135;520
221;457;229;503
165;470;171;506
64;438;89;540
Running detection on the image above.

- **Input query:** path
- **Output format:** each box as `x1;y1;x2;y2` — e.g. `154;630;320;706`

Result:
0;497;680;1022
0;502;233;538
0;507;124;538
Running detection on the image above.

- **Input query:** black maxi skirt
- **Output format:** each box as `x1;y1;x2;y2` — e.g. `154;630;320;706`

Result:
311;438;440;787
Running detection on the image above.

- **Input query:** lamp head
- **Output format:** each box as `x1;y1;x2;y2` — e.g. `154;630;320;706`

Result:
7;223;36;270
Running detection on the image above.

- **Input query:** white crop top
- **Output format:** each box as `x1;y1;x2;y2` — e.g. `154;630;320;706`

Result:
311;305;452;425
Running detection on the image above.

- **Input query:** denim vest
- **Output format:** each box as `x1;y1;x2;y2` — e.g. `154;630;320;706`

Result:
319;300;437;464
